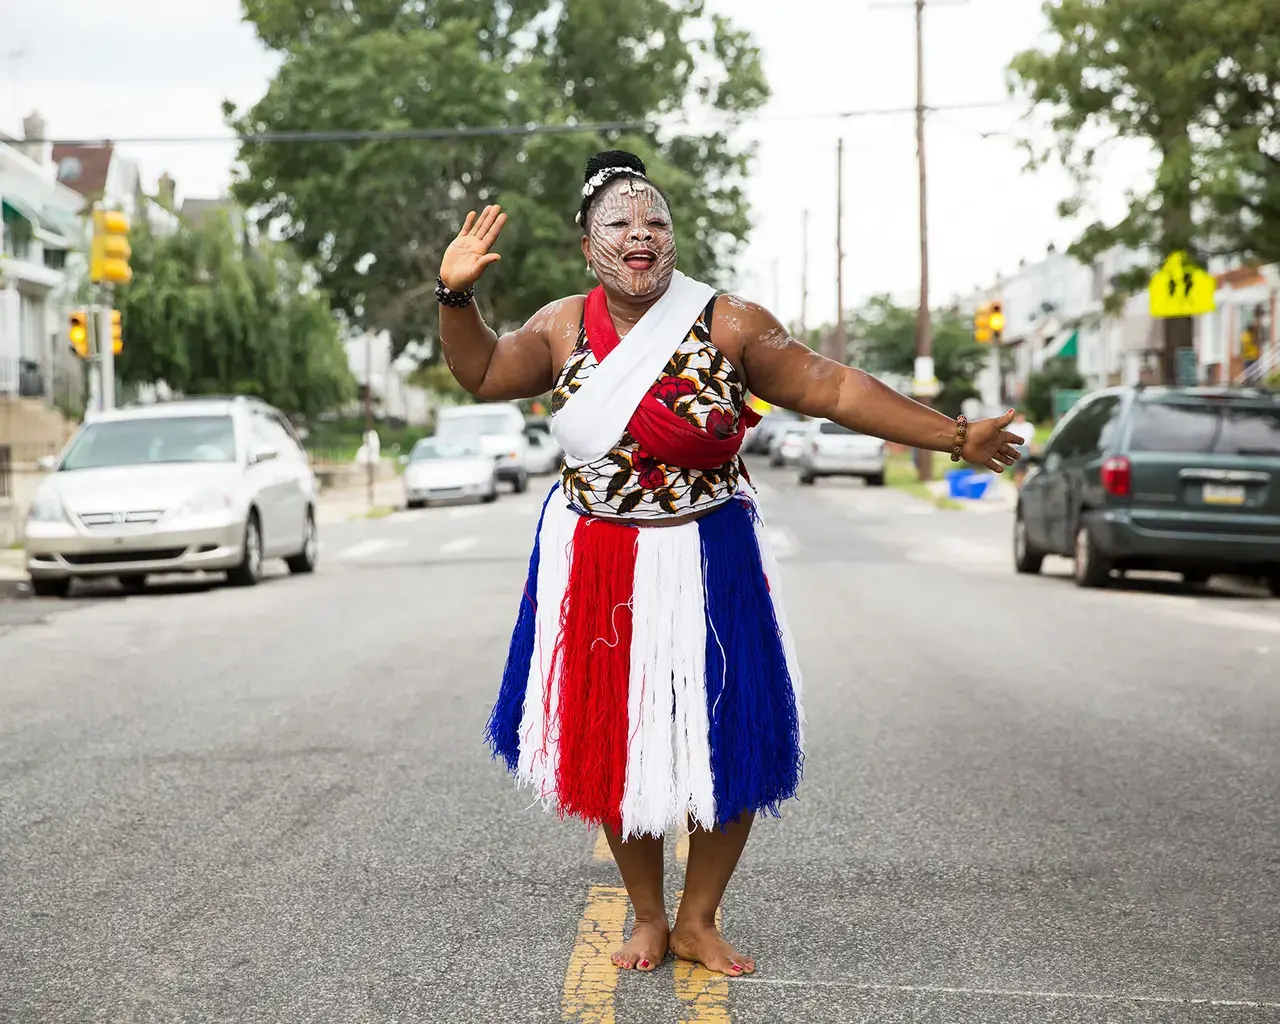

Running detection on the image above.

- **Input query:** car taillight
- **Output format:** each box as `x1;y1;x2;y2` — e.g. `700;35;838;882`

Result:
1101;455;1131;497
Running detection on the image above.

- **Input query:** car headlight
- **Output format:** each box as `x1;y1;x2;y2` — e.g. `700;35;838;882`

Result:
180;489;235;516
27;491;67;523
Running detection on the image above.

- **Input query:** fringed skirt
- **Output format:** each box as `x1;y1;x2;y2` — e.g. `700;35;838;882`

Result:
485;483;804;839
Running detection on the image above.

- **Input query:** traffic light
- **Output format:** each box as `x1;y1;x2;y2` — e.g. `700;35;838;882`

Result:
111;309;123;355
90;209;132;284
974;304;993;344
69;310;89;358
989;301;1006;336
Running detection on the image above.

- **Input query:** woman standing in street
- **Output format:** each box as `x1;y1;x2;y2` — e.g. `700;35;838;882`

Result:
437;151;1021;977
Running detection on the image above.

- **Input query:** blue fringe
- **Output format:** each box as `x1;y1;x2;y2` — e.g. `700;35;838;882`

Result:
699;498;803;828
485;485;558;771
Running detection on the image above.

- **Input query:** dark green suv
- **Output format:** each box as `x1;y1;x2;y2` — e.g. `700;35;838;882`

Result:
1015;386;1280;592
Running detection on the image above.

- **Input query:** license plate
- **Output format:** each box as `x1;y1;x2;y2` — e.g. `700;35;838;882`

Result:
1202;483;1246;505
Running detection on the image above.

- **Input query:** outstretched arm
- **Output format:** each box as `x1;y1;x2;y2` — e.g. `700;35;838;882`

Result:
730;299;1021;471
437;205;558;401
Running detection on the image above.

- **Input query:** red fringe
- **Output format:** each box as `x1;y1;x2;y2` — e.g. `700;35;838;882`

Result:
553;516;638;833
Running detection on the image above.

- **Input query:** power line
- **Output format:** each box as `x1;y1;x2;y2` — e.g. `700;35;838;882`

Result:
28;101;1017;148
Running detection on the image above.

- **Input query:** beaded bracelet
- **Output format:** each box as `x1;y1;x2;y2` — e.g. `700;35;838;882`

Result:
950;415;969;463
436;275;475;308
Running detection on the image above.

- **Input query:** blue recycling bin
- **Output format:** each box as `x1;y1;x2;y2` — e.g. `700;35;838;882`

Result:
945;468;991;500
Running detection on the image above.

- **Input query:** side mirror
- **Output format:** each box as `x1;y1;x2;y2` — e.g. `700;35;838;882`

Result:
250;445;279;465
36;454;58;472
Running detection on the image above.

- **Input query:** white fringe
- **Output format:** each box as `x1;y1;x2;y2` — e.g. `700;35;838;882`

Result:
621;524;716;838
516;490;579;804
739;484;806;744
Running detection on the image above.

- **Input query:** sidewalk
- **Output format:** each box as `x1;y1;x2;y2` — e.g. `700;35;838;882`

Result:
315;478;405;524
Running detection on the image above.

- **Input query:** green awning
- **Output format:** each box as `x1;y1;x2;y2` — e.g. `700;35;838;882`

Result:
1058;330;1078;359
2;195;41;225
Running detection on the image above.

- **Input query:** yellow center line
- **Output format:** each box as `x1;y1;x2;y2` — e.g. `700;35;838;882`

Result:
562;884;630;1024
674;897;730;1024
593;827;613;862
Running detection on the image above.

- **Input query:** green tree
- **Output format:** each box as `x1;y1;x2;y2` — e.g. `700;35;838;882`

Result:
1009;0;1280;381
851;296;990;418
115;204;355;419
227;0;769;358
1023;359;1086;425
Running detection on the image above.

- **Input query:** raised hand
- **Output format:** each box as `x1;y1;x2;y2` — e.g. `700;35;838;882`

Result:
440;205;508;292
961;408;1024;473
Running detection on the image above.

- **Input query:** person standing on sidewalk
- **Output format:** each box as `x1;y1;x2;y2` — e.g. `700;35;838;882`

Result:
435;150;1022;978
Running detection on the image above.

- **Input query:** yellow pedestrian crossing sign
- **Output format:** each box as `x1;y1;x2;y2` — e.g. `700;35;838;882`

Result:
1149;251;1216;319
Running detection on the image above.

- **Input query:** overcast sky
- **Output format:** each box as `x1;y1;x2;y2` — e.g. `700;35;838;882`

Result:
2;0;1153;327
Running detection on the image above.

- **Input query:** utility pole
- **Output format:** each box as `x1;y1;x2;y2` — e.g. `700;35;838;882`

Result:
800;208;810;338
873;0;966;482
832;138;846;365
364;332;374;510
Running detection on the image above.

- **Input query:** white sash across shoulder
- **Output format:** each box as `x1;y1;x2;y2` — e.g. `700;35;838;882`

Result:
551;270;716;467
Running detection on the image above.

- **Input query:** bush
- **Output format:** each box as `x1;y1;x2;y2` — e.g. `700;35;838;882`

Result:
1024;359;1085;423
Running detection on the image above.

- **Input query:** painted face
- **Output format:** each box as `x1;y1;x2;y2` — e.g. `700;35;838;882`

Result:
584;178;677;300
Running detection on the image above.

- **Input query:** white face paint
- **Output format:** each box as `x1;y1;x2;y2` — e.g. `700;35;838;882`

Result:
584;178;677;301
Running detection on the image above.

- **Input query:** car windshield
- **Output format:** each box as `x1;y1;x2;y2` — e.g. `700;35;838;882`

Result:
437;412;517;439
1129;401;1280;455
59;415;237;470
819;422;855;435
410;439;480;460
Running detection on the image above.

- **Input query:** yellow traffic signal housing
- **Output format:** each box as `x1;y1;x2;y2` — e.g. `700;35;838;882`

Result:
90;209;132;284
989;301;1006;335
974;303;993;344
69;310;89;358
111;309;123;355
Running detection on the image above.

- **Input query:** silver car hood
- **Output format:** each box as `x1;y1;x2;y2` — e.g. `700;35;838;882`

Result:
48;463;244;514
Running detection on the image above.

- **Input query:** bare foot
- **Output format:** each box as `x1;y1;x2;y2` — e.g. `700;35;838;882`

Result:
611;918;669;972
670;921;756;976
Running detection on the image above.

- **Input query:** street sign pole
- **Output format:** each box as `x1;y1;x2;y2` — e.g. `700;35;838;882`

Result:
98;295;115;411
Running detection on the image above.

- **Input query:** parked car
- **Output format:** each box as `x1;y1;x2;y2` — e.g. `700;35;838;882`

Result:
435;403;529;492
25;396;318;597
797;420;886;486
403;437;497;507
769;422;808;467
745;410;799;454
1015;386;1280;591
523;418;563;475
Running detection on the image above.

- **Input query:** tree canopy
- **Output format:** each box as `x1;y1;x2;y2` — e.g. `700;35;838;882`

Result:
115;205;355;420
1009;0;1280;287
851;296;989;418
227;0;769;359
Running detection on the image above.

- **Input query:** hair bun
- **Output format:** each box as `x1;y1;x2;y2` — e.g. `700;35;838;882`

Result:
583;150;646;183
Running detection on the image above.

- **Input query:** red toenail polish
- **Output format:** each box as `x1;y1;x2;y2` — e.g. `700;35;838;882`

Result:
639;959;650;968
731;964;743;972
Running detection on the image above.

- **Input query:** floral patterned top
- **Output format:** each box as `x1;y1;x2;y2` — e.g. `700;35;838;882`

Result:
551;296;745;520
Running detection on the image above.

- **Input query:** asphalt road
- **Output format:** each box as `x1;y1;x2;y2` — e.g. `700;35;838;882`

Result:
2;462;1278;1024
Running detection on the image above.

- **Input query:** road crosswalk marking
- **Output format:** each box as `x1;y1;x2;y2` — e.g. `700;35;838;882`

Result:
439;536;478;555
335;538;404;560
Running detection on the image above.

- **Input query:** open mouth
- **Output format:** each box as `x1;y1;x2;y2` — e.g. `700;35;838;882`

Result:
623;249;657;271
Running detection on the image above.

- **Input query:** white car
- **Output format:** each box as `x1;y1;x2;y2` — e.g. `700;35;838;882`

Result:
524;425;563;475
769;423;808;467
25;397;318;597
797;420;886;486
435;403;530;492
403;438;498;507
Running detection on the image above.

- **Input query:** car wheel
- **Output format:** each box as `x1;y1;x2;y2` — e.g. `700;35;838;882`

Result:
1013;511;1045;575
1265;573;1280;598
117;573;149;594
285;509;318;575
1073;520;1112;588
31;577;71;599
866;472;886;487
227;512;264;587
513;470;528;494
405;499;422;510
481;489;498;504
799;472;816;486
1182;571;1211;588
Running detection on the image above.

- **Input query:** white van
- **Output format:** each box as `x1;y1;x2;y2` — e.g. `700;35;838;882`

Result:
435;403;530;492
